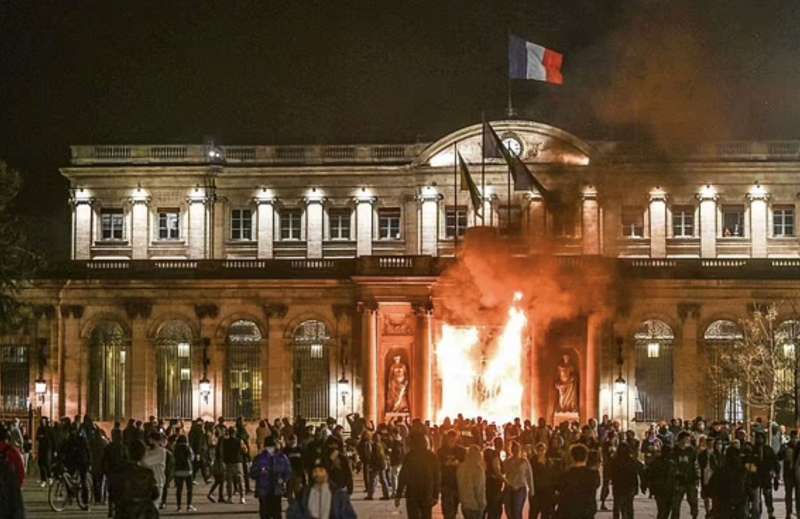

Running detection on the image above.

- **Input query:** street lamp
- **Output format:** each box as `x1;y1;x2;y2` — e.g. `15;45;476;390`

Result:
34;377;47;404
614;337;627;425
35;338;48;407
338;375;350;407
199;338;212;404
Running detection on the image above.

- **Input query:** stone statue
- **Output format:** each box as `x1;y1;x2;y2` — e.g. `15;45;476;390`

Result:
554;353;579;413
386;354;410;413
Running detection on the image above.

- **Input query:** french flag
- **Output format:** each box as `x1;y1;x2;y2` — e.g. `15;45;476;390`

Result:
508;34;564;85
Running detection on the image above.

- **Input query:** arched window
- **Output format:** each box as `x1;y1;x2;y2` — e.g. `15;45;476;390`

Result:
89;322;130;421
705;319;744;422
155;320;194;419
0;342;29;413
292;320;330;421
634;319;674;421
775;320;800;424
224;320;262;419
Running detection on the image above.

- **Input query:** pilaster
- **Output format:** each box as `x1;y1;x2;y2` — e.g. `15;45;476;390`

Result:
355;196;375;257
748;185;769;258
697;186;718;258
581;186;600;255
649;188;668;258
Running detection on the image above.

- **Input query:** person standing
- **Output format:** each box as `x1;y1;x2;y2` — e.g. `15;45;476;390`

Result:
222;426;246;504
207;428;226;503
438;429;466;519
751;431;779;519
35;416;54;487
395;432;441;519
456;444;486;519
140;432;167;508
556;444;600;519
356;431;372;494
645;445;677;519
250;436;292;519
599;430;618;511
112;440;159;519
173;435;196;512
530;442;559;519
712;446;748;519
672;431;700;519
102;428;130;518
235;417;252;495
366;431;390;500
0;423;25;519
608;442;641;519
484;438;505;519
287;461;356;519
503;441;533;519
783;431;800;519
188;419;209;484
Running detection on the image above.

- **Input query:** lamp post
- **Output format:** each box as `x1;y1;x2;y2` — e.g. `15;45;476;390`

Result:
199;337;212;405
614;338;627;428
34;338;48;408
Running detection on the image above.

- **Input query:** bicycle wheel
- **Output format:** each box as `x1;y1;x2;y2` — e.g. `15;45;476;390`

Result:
48;478;69;512
77;473;93;511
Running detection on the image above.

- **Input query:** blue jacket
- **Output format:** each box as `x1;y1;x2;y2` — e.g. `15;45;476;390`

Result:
287;483;357;519
249;449;292;497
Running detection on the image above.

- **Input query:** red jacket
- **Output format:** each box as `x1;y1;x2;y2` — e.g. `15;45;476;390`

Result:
0;442;25;486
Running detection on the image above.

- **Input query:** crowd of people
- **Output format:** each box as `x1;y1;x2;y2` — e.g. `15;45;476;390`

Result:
0;411;797;518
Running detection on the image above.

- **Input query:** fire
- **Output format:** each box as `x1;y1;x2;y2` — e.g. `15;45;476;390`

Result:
435;292;528;424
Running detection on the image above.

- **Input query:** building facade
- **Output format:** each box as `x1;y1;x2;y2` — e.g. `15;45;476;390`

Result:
7;119;800;427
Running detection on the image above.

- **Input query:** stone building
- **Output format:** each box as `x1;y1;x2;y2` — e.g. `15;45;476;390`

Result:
6;119;800;427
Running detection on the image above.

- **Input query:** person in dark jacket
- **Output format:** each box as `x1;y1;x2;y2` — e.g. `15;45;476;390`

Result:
61;420;91;506
287;461;356;519
103;428;129;518
325;436;354;495
437;430;466;519
395;432;441;519
713;446;748;519
608;442;641;519
250;436;292;519
207;429;225;503
750;431;779;519
672;431;700;519
235;417;252;495
113;440;159;519
173;435;196;512
780;431;799;518
530;442;559;519
556;444;600;519
222;426;246;504
36;416;54;487
366;432;390;500
188;419;209;484
645;445;677;519
283;435;305;501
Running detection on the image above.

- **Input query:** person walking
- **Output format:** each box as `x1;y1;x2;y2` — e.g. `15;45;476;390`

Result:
438;429;466;519
173;435;196;512
530;442;559;519
0;423;25;519
250;436;292;519
140;432;167;508
712;446;748;519
395;432;441;519
608;442;641;519
222;426;246;504
366;431;390;500
207;429;226;503
102;428;130;518
556;444;600;519
672;431;700;519
35;416;54;487
484;438;505;519
235;417;252;495
456;444;486;519
645;445;677;519
503;441;533;519
287;460;356;519
188;419;209;484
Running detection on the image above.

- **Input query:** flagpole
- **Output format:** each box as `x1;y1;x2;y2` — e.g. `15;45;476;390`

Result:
453;142;458;252
507;163;512;235
506;28;516;119
480;111;486;225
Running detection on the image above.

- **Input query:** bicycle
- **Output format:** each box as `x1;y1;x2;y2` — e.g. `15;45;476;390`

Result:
48;462;93;512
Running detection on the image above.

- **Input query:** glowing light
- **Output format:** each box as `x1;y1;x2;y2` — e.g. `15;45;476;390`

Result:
647;342;660;358
436;294;527;424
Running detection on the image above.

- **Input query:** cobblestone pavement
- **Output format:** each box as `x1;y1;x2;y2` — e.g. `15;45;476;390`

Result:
20;478;790;518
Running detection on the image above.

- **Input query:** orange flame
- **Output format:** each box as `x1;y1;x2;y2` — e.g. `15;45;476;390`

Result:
436;292;528;423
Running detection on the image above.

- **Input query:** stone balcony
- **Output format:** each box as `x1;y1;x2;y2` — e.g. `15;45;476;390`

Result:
35;256;800;281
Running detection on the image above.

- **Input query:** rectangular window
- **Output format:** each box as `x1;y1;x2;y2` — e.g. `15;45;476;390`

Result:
498;206;522;235
774;206;795;237
100;209;125;240
1;344;29;413
280;209;302;240
329;209;351;240
231;209;253;241
157;210;180;240
445;206;468;238
621;206;644;238
378;208;401;240
672;206;695;238
722;206;744;237
552;205;577;238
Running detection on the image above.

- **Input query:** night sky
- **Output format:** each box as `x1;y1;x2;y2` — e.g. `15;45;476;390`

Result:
2;1;800;261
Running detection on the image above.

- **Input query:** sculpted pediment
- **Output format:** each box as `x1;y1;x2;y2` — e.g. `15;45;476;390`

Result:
417;119;592;168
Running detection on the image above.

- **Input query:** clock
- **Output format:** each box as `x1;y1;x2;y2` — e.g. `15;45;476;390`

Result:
501;135;523;157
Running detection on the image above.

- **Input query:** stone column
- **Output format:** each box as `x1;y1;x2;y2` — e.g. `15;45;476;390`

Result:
305;194;325;259
649;188;668;258
264;303;289;419
585;314;603;420
482;196;496;227
355;197;375;257
124;300;153;419
359;302;379;424
255;196;276;259
677;303;701;418
698;186;718;258
582;186;600;255
59;305;84;418
187;190;209;259
748;185;769;258
524;191;546;251
71;195;94;260
413;302;433;422
418;188;440;256
129;193;150;260
211;196;225;259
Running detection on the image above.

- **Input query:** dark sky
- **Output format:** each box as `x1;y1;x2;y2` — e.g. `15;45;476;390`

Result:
2;0;800;260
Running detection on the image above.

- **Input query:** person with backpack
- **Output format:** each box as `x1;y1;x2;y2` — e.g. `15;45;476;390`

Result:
0;423;25;519
113;440;159;519
250;436;292;519
173;435;196;512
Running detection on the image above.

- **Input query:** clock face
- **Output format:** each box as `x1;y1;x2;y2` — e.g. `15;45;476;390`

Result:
502;136;523;157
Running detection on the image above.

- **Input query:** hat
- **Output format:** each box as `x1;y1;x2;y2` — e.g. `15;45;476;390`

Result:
312;458;328;470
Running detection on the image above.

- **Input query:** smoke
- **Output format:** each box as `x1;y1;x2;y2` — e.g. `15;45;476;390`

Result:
434;227;618;332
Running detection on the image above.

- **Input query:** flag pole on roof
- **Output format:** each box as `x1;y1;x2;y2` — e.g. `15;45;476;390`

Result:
506;28;516;118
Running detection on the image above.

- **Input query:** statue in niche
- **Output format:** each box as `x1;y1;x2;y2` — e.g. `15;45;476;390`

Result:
386;354;410;413
554;353;579;413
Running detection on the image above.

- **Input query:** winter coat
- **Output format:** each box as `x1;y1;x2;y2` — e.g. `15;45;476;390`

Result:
286;483;357;519
456;459;486;512
249;449;292;497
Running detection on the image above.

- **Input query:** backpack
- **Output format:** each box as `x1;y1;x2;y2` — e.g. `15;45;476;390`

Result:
0;447;24;519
